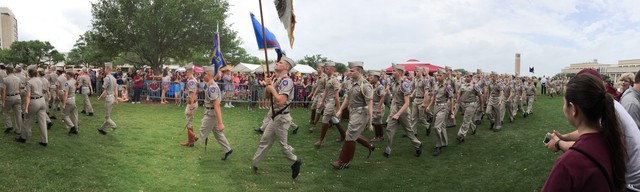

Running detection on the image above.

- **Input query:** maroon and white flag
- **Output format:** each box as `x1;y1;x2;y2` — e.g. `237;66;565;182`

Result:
275;0;296;48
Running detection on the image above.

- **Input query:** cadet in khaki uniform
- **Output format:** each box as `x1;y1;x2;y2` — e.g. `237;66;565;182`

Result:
15;66;49;146
444;67;457;128
456;74;483;142
48;67;60;119
330;61;375;169
422;68;435;136
3;66;22;134
314;61;347;148
410;67;430;136
512;77;524;118
53;68;67;119
16;67;27;108
382;64;422;158
500;75;515;123
180;64;199;147
97;63;118;135
369;71;385;141
199;66;233;160
308;62;325;127
62;69;79;135
37;68;53;129
485;73;504;132
251;56;302;179
309;62;333;132
426;69;454;156
78;68;94;116
0;63;10;131
522;78;536;117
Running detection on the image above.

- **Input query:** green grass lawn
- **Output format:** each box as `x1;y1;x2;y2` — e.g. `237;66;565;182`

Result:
0;93;572;191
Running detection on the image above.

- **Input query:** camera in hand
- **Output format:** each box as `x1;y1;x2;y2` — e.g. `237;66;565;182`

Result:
543;134;552;144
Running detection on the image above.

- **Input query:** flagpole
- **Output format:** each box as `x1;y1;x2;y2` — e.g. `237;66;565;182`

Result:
259;0;275;114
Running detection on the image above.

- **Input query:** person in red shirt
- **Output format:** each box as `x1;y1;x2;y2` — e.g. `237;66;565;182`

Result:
131;69;144;104
542;74;627;192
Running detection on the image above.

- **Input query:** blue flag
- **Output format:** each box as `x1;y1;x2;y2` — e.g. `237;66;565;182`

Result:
251;13;281;50
211;32;226;76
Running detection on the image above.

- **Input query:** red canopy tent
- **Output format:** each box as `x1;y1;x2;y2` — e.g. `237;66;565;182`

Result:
385;59;444;73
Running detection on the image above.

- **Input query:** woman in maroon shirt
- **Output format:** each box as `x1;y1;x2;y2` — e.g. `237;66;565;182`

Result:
542;74;627;192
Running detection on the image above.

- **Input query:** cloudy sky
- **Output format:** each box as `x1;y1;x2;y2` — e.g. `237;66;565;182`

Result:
1;0;639;77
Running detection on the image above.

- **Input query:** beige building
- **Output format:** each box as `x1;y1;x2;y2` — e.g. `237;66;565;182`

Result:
0;7;18;49
561;59;640;81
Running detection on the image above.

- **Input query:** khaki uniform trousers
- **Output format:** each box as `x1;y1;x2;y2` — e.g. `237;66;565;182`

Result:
81;87;94;113
49;88;60;118
259;109;297;131
63;97;78;129
252;113;297;167
410;98;430;132
485;97;502;130
345;108;369;141
433;103;449;147
4;95;22;132
457;102;478;138
199;108;232;153
23;97;48;143
525;96;534;114
321;99;336;124
100;95;117;130
372;102;385;125
184;104;199;128
311;93;324;111
501;99;514;122
44;93;51;123
446;99;457;127
512;95;521;116
384;105;421;155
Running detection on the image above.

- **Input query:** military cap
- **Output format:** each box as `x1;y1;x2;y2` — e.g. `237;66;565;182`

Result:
316;62;325;67
325;61;336;67
0;63;4;66
347;61;363;68
416;67;424;71
280;56;296;69
104;63;113;68
184;63;194;70
82;67;88;72
56;66;64;71
392;64;405;71
65;68;73;73
204;66;215;73
37;68;44;72
370;71;381;77
27;65;37;71
434;68;446;75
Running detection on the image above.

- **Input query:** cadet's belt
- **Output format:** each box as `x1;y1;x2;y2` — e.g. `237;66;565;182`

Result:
490;96;501;99
106;94;114;97
351;106;368;111
435;103;448;106
67;97;75;100
6;93;19;97
526;95;534;97
205;107;215;110
30;96;43;100
414;96;424;99
463;101;477;105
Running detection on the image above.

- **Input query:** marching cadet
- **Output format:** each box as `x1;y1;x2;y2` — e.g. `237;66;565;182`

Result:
77;67;94;116
97;63;118;135
48;66;59;119
513;76;524;119
16;67;27;110
444;67;457;128
330;61;375;169
500;75;515;123
309;62;327;132
62;68;79;135
3;66;22;134
473;69;486;125
369;71;386;141
0;63;9;131
456;73;483;142
37;68;54;129
522;77;537;117
199;66;233;160
485;72;504;132
423;68;436;136
308;62;325;127
314;61;347;149
426;69;454;156
251;56;302;179
410;67;429;137
15;65;48;146
180;64;199;147
53;67;67;120
382;64;422;158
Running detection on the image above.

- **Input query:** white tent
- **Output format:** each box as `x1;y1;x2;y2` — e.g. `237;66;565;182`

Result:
253;63;276;73
231;63;260;73
291;65;317;74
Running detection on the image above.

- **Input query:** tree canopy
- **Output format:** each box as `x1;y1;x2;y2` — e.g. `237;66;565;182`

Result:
0;40;64;67
90;0;250;72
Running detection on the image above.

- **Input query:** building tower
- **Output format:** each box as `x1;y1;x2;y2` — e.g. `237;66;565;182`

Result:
515;53;521;76
0;7;18;49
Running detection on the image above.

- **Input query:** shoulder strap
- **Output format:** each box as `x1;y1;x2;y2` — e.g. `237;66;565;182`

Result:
569;147;614;191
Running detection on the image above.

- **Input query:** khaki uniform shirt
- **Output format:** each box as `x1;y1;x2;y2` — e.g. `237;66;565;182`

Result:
315;73;328;95
4;74;21;95
489;81;504;98
103;74;117;95
39;77;50;96
324;76;340;99
434;81;454;103
78;75;91;87
459;81;482;103
204;80;222;108
65;79;77;98
392;79;412;107
372;82;385;104
26;78;44;97
48;73;58;89
413;77;426;98
273;76;294;112
348;77;373;109
525;83;536;96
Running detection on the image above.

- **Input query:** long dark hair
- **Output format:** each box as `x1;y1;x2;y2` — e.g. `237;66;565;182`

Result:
565;74;627;190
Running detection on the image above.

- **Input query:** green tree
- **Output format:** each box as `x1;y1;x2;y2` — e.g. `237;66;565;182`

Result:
297;54;328;68
67;32;112;67
454;68;468;75
91;0;247;73
8;40;60;67
335;62;347;74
